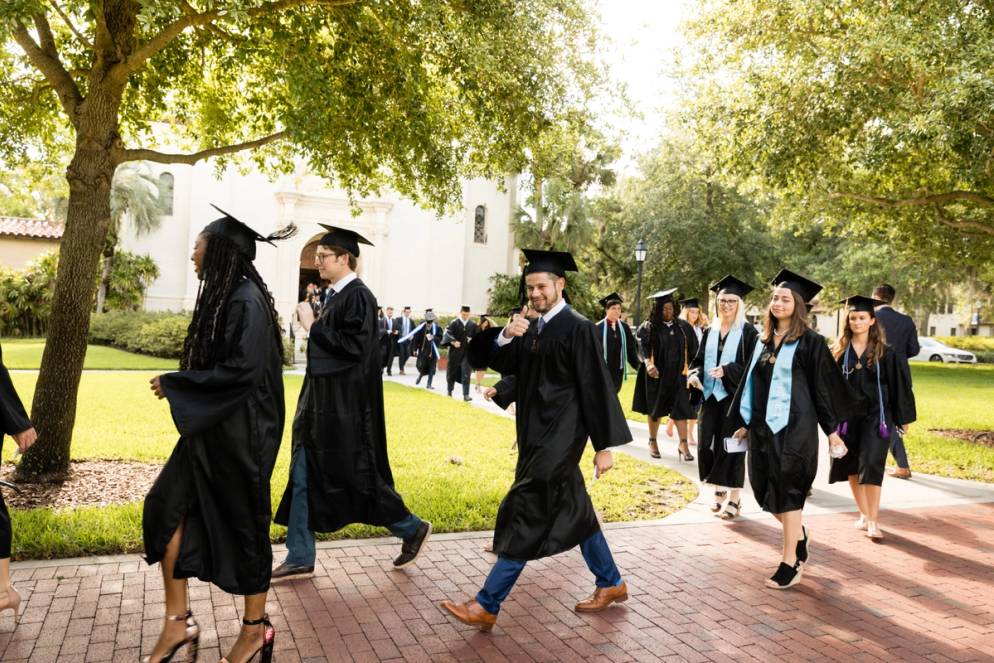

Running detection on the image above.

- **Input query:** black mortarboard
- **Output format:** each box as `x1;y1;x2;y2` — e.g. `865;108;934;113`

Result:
598;292;624;308
204;204;297;260
318;223;374;257
521;249;579;276
710;274;754;298
770;268;822;303
647;288;678;301
840;295;886;313
679;297;701;309
460;305;471;313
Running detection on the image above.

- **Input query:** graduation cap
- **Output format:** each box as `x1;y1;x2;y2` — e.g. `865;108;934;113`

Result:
646;288;678;302
460;305;471;313
770;268;822;304
840;295;886;313
679;297;701;309
598;292;624;308
710;274;754;298
521;248;579;276
424;308;437;321
318;223;374;257
204;204;297;260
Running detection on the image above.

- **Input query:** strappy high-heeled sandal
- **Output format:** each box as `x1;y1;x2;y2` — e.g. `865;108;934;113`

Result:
141;610;199;663
710;491;727;513
220;613;275;663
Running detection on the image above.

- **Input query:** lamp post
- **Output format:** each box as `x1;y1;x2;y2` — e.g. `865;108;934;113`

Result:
634;239;647;326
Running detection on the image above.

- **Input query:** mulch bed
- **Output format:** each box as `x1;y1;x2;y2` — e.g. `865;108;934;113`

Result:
0;460;161;509
930;428;994;448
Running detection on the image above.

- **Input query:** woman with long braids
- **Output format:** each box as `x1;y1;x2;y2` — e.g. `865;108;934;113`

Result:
732;269;856;589
143;206;294;663
829;296;916;540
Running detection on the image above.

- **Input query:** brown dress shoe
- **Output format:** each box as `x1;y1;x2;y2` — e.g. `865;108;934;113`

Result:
888;467;912;479
574;581;628;613
440;599;497;632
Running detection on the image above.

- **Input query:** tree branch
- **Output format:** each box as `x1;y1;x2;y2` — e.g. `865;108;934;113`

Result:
32;12;60;59
113;131;287;165
110;0;359;82
829;189;994;208
9;20;82;118
48;1;94;49
933;205;994;237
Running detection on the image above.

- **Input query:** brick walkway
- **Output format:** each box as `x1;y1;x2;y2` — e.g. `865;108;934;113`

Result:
3;503;992;662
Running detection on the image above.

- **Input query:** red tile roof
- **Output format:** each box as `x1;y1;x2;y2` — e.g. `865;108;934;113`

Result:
0;216;64;239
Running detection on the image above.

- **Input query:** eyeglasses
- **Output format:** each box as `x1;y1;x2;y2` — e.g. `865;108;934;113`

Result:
717;299;738;307
314;252;337;262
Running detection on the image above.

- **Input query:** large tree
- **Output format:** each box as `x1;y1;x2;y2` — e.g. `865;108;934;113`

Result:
1;0;606;479
683;0;994;247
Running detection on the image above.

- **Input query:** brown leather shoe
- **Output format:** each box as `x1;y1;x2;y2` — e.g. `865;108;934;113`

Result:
574;581;628;613
888;467;912;479
441;599;497;632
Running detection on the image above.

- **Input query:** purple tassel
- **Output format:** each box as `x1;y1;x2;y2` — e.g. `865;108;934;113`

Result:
879;422;890;439
837;421;848;436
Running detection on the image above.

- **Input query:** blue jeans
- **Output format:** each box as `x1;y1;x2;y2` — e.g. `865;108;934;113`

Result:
889;424;910;469
475;530;622;615
284;452;423;567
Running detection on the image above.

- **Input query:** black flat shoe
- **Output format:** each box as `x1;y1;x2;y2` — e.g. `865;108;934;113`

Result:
394;521;432;568
796;526;811;566
271;562;315;580
765;562;802;590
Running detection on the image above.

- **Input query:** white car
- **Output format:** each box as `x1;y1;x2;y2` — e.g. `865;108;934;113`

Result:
911;337;978;364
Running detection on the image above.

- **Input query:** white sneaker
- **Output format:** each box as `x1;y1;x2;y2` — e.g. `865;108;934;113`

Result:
854;514;867;531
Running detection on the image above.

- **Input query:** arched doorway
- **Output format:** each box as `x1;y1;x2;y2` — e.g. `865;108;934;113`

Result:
298;234;325;301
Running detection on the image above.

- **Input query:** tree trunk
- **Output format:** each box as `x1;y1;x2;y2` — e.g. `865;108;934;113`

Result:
95;247;114;314
16;127;117;481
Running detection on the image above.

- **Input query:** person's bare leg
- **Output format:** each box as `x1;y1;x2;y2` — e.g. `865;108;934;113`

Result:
665;417;674;437
222;592;269;663
780;510;802;566
148;522;191;662
675;420;690;456
864;484;882;522
848;476;868;516
647;416;660;440
687;419;698;445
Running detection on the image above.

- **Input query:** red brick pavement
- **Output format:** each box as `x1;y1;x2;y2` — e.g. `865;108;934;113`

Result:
2;504;993;662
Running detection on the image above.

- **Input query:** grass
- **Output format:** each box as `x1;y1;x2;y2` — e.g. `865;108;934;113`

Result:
4;374;695;560
1;338;177;370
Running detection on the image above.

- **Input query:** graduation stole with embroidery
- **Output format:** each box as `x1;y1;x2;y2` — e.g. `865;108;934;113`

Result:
704;323;744;401
739;337;800;434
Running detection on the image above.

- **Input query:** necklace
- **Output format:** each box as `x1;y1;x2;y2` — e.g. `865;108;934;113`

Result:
773;328;787;336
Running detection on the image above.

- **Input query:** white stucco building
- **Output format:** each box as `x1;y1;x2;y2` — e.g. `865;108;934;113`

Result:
119;161;520;325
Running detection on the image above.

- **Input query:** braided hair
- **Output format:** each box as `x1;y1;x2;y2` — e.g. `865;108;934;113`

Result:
180;232;286;370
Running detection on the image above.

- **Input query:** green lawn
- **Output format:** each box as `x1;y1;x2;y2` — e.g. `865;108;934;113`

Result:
4;373;695;560
1;338;177;370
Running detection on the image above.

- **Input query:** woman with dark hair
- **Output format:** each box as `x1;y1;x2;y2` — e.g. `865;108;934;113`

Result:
688;276;758;520
633;289;699;461
732;269;856;589
829;296;916;540
143;206;294;663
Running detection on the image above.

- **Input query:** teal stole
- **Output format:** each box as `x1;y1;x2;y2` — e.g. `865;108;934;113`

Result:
739;336;800;434
703;323;743;401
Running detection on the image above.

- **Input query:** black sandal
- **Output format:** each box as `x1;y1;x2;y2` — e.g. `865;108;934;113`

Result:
678;439;694;462
710;491;727;513
765;561;803;589
141;610;199;663
719;501;740;520
796;526;811;566
220;614;275;663
648;438;661;459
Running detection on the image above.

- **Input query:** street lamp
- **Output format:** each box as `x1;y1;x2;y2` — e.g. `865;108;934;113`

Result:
634;239;647;326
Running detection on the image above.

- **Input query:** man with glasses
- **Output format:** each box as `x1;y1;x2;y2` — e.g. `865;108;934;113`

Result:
273;225;432;579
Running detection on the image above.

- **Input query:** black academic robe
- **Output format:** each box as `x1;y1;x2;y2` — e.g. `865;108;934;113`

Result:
275;278;411;532
0;344;31;559
490;375;517;411
378;316;397;369
829;344;917;486
595;319;641;393
443;318;477;384
413;322;443;376
689;324;759;488
632;318;700;419
144;279;285;596
467;307;632;561
745;329;858;513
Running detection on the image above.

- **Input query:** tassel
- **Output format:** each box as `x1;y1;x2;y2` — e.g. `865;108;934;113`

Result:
837;421;848;436
879;422;890;439
264;222;298;243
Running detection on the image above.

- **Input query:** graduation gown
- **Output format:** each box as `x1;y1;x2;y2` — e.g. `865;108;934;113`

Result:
632;318;699;419
443;318;477;384
274;278;411;532
690;323;759;488
0;344;31;559
143;279;285;596
745;329;858;513
378;317;397;367
467;307;632;561
595;319;641;393
413;322;442;376
829;344;916;486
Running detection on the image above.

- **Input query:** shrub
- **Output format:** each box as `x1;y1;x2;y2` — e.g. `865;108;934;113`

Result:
89;311;191;358
934;336;994;363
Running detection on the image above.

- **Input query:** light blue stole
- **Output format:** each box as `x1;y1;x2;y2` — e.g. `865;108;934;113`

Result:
599;319;629;382
398;322;440;359
703;323;743;401
739;336;800;434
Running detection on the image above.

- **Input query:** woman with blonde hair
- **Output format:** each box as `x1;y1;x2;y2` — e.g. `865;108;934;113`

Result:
828;296;916;540
732;269;856;589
